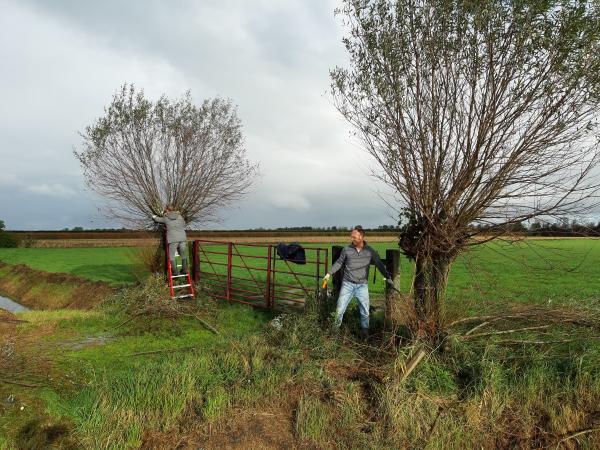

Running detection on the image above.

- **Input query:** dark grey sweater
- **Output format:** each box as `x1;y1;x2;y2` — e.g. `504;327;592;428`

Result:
330;243;390;284
152;211;187;243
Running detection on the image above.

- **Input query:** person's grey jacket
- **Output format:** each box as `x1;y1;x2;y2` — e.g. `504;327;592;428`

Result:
152;211;187;243
330;243;390;284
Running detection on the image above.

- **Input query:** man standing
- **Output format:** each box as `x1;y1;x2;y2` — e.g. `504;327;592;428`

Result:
152;205;188;276
323;225;393;337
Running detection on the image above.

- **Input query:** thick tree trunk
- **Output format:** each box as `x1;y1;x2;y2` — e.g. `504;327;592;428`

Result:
412;255;450;338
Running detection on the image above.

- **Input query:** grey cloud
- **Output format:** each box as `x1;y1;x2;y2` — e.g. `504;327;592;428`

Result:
1;0;400;230
268;192;311;213
218;180;399;231
25;183;76;198
0;181;110;230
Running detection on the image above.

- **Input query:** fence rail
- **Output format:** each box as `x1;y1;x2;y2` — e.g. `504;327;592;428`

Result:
191;240;328;309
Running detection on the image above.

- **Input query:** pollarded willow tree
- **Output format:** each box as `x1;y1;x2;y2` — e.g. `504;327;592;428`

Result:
331;0;600;337
76;84;258;227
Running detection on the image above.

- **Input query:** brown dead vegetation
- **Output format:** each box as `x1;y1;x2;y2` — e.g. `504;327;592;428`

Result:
31;235;398;248
0;309;17;335
447;302;600;337
23;234;592;248
0;262;114;310
141;385;313;450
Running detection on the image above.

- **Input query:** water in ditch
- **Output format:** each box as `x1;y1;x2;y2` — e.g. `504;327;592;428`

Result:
0;295;29;313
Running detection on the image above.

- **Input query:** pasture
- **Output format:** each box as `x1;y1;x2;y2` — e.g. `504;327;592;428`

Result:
1;237;600;448
0;238;599;303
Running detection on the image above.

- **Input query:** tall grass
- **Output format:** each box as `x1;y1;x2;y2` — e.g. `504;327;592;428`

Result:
295;393;331;442
58;345;292;448
371;339;600;448
265;298;600;448
3;266;600;448
4;278;291;448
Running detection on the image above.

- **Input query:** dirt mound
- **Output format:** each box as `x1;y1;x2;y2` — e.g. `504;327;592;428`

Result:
0;309;17;337
141;387;311;450
0;262;115;310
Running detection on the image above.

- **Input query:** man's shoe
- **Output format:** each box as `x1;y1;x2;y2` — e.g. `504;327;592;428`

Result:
359;328;368;340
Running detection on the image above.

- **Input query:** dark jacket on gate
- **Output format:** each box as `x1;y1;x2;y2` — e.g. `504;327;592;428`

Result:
276;242;306;265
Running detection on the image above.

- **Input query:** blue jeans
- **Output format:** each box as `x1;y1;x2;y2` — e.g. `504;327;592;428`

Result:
334;281;370;329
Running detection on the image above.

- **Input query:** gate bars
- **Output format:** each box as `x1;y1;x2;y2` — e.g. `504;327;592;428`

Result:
191;240;328;309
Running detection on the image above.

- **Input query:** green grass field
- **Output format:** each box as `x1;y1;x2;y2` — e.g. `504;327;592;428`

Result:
0;247;136;284
1;239;599;303
2;275;599;448
1;239;600;448
0;283;285;449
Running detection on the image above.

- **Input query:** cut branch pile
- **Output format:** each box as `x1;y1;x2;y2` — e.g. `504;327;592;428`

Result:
114;274;219;335
447;302;600;347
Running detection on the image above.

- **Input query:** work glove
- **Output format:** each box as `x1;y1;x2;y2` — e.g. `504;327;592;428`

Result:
322;273;331;289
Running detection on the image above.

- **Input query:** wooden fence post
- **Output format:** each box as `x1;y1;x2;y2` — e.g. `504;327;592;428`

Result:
317;245;343;323
331;246;344;298
162;227;168;282
226;242;232;301
192;240;199;283
266;245;272;308
385;249;401;329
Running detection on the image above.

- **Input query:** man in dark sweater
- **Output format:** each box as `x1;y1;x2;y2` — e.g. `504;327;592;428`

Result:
152;205;188;276
323;225;393;336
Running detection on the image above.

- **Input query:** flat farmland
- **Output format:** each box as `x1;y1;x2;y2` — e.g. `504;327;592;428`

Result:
18;235;399;248
0;247;139;284
1;238;599;304
6;230;399;248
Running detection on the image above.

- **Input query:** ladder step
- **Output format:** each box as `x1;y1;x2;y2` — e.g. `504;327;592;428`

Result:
171;274;187;278
174;284;191;289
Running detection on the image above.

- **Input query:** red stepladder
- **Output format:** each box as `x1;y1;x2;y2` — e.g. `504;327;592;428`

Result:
165;242;195;300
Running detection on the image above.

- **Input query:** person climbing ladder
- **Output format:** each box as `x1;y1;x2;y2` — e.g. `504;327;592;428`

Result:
152;205;194;299
152;205;188;276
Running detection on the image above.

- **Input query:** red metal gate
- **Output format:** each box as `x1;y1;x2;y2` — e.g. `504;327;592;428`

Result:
191;240;328;309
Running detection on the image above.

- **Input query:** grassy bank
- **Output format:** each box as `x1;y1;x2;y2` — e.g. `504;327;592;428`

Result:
0;263;114;310
0;278;283;449
2;286;599;448
0;248;138;284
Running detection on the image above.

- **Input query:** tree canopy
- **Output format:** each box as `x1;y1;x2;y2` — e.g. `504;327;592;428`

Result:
76;85;259;227
331;0;600;335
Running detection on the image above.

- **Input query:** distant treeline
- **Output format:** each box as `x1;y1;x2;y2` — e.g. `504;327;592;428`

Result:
6;220;600;240
9;225;401;233
472;220;600;237
5;227;401;241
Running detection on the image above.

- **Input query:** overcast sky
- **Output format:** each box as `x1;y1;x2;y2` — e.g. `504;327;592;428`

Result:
0;0;402;230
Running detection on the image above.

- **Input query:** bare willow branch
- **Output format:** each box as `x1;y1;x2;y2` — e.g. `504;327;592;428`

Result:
463;325;550;339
